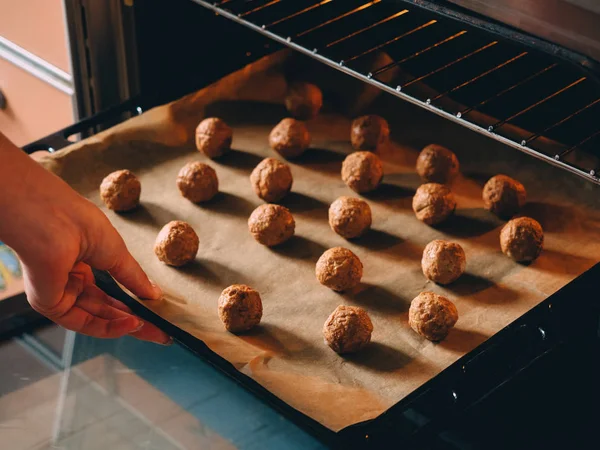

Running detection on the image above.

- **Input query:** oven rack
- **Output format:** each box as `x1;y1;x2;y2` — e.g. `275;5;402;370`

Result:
193;0;600;185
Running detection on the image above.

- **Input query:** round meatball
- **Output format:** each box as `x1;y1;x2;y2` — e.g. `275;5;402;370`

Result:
341;151;383;194
195;117;232;158
250;158;293;203
500;217;543;263
483;174;526;219
218;284;262;333
176;162;218;203
409;292;458;341
269;118;310;159
100;170;141;212
154;221;199;267
316;247;363;292
284;82;323;120
248;204;295;247
323;305;373;354
350;115;390;152
422;240;466;285
412;183;456;226
328;196;372;239
416;144;460;184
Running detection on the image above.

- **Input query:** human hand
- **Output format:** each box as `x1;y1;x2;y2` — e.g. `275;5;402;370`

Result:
0;133;171;344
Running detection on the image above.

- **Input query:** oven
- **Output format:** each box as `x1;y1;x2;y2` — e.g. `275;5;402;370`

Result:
6;1;600;449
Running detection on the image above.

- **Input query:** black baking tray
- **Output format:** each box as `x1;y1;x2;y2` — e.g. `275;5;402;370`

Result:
22;85;600;449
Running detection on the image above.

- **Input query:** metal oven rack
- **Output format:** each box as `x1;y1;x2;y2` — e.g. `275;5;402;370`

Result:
193;0;600;185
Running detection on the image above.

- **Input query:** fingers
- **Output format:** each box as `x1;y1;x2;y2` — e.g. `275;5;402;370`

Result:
77;286;172;345
83;220;162;301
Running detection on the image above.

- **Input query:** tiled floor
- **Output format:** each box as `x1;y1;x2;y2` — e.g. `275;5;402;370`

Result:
0;355;237;450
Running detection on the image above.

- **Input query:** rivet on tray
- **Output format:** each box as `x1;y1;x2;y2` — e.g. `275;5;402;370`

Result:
521;140;527;146
286;36;292;42
426;99;431;105
395;85;402;92
261;25;266;29
451;390;458;402
538;327;546;340
48;147;56;153
136;106;143;115
367;73;373;79
554;155;560;161
456;112;462;118
461;365;466;373
590;170;596;177
339;60;345;66
312;48;318;54
487;126;494;132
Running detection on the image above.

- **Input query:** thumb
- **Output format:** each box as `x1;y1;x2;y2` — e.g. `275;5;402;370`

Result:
84;222;162;301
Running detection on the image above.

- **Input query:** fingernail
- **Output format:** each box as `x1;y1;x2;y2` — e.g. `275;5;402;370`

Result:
149;280;163;300
160;336;174;346
132;320;145;333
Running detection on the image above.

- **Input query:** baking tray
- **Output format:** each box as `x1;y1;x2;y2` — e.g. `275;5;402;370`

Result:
29;52;600;448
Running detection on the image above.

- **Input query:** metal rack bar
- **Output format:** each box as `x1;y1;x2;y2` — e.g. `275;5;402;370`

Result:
345;19;437;65
325;10;409;49
403;41;497;88
458;64;558;118
429;51;528;103
296;1;380;38
370;30;467;78
266;0;332;28
525;97;600;145
489;77;586;131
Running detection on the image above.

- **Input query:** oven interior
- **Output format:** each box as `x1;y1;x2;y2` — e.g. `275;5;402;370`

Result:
20;0;600;448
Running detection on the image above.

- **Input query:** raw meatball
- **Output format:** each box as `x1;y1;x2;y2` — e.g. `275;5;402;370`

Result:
250;158;293;203
412;183;456;225
269;118;310;159
341;151;383;194
154;221;199;267
176;162;218;203
195;117;232;158
500;216;543;262
416;144;460;184
316;247;363;291
328;196;372;239
409;292;458;341
100;170;141;212
248;204;295;247
284;82;323;120
422;240;466;285
483;174;526;219
323;305;373;354
218;284;262;333
350;115;390;152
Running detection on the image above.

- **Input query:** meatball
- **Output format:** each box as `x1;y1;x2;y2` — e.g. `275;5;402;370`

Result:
412;183;456;225
154;221;199;267
316;247;363;292
195;117;232;158
421;240;466;285
218;284;262;333
483;174;526;219
248;204;295;247
284;82;323;120
176;162;218;203
100;169;141;212
328;196;372;239
415;144;460;184
341;151;383;194
409;292;458;341
269;118;310;159
500;216;543;263
250;158;293;203
350;115;390;152
323;305;373;354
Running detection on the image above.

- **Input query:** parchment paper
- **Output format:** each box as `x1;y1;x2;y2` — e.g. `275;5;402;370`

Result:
34;52;600;432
